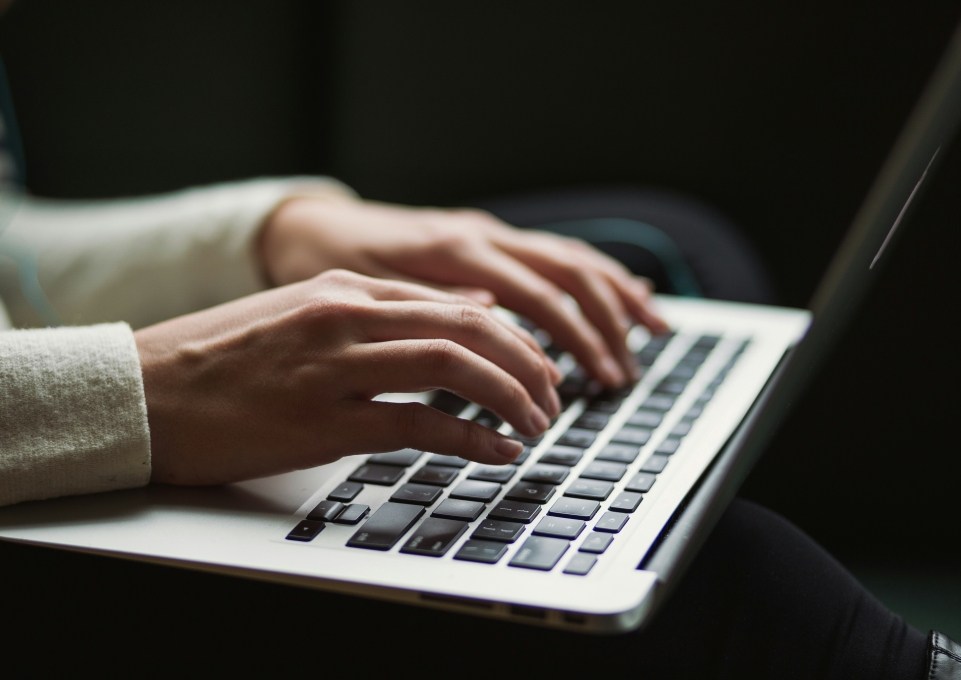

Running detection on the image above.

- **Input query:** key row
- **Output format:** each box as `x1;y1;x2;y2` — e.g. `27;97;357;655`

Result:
286;334;747;575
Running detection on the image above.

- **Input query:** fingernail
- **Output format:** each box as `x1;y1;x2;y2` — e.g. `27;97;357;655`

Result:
547;387;562;417
529;404;550;433
495;436;523;461
600;356;626;385
546;358;563;382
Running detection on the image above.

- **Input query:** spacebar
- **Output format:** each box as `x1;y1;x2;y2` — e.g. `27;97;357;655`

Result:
347;502;425;551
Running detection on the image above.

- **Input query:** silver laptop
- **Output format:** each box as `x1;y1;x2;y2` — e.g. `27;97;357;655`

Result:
2;22;960;634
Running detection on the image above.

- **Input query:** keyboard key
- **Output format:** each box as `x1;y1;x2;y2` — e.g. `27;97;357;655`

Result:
328;481;363;503
608;492;643;513
472;519;526;543
697;388;716;403
564;478;614;501
579;461;627;482
573;412;610;431
670;421;692;437
400;518;469;557
640;395;675;412
643;334;674;351
512;446;533;465
473;409;503;430
637;351;660;367
332;503;370;525
430;390;470;416
431;498;486;521
307;500;345;522
594;512;629;533
684;349;711;364
557;374;589;400
347;502;425;550
454;539;508;564
628;410;663;428
488;500;542;523
512;433;543;446
694;334;721;349
409;465;460;487
588;397;623;414
595;443;640;464
538;446;584;467
548;498;600;520
449;480;501;503
286;520;325;542
654;378;687;395
504;481;556;504
390;483;443;506
611;426;652;446
563;553;597;575
468;465;517;483
625;472;657;493
348;464;406;486
509;536;570;570
655;438;681;455
684;405;704;420
668;364;698;380
369;449;423;467
428;455;470;468
522;464;570;485
556;428;597;449
579;533;614;554
640;455;670;473
533;516;585;540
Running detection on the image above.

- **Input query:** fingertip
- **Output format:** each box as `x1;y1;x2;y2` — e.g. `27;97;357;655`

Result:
494;436;524;462
546;357;563;384
599;355;627;388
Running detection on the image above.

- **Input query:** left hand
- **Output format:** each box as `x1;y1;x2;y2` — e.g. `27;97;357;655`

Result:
259;197;669;388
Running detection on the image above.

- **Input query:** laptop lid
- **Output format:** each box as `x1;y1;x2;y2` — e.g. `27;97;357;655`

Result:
642;19;961;609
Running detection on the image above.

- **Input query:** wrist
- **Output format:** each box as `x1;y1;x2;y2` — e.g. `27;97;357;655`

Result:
257;191;357;287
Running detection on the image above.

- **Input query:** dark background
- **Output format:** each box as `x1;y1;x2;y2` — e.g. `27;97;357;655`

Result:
0;0;957;657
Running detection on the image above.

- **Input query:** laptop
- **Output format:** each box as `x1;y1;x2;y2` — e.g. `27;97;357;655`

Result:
1;22;960;634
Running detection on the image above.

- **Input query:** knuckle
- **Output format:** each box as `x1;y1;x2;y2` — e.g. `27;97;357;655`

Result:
463;420;486;451
423;339;462;373
316;268;358;286
396;403;429;438
429;232;475;256
297;295;363;328
532;285;564;309
453;304;489;336
503;375;528;409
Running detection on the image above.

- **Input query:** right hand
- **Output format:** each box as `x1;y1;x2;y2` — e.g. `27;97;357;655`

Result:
134;269;562;486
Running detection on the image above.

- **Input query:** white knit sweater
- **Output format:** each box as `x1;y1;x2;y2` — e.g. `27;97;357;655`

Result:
0;176;352;506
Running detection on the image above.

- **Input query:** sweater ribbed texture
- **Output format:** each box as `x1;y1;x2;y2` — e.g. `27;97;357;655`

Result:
0;323;149;506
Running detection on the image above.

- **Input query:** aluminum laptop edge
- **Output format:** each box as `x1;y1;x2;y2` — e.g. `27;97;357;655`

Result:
1;22;960;635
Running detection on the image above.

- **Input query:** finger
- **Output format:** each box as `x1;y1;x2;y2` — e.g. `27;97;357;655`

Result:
608;274;671;334
353;262;501;308
346;401;524;465
360;301;561;416
448;246;626;387
491;241;641;380
559;240;671;333
352;272;561;384
346;339;551;437
446;287;497;307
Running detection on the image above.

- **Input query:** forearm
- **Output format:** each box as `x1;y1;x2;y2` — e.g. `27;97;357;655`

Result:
0;177;354;329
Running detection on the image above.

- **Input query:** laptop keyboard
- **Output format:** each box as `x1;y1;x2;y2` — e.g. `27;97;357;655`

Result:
285;332;750;575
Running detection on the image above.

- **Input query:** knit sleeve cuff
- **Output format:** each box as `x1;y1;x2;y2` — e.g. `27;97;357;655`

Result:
0;323;150;506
